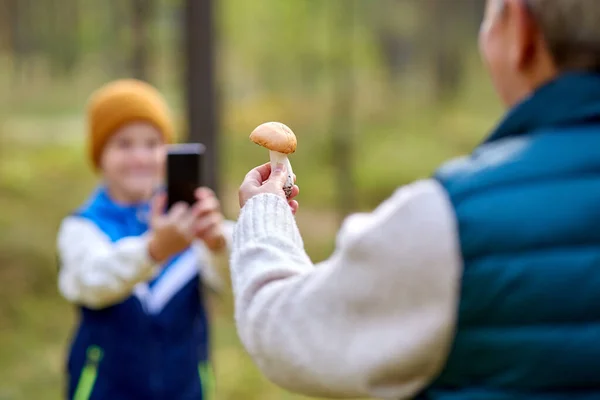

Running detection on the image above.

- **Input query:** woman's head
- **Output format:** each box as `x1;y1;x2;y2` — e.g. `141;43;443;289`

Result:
86;79;175;203
479;0;600;107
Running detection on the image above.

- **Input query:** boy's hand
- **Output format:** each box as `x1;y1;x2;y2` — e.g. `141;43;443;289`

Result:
148;193;198;263
193;188;227;252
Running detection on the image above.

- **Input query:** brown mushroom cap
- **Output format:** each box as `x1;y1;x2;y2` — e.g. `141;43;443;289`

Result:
249;122;297;154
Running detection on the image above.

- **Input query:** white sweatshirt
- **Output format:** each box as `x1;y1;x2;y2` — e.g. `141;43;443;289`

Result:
57;217;234;311
230;179;462;399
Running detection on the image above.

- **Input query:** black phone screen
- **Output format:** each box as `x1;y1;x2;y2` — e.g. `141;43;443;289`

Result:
166;143;205;210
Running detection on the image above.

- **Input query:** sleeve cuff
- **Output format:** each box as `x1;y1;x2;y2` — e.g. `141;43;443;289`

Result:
122;233;161;280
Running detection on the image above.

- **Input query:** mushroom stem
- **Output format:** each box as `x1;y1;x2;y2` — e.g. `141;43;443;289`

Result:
269;150;294;198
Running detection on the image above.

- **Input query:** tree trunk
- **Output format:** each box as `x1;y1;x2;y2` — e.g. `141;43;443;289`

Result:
8;0;35;84
131;0;155;81
422;0;465;103
184;0;219;194
330;0;357;220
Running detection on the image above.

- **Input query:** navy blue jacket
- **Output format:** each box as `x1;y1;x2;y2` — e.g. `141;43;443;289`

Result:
64;188;212;400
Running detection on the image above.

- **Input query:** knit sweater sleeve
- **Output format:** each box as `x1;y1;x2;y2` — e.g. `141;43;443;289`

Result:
57;216;160;309
230;179;462;399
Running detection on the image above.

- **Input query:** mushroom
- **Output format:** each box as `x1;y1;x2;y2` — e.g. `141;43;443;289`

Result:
250;122;297;198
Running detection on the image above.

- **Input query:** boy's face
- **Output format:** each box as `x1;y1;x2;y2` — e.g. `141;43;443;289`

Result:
100;122;166;203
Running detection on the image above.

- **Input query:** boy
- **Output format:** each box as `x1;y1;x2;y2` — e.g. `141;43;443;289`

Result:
57;79;232;400
231;0;600;399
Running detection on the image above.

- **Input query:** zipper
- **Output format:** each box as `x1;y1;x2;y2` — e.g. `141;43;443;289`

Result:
198;361;215;400
73;345;103;400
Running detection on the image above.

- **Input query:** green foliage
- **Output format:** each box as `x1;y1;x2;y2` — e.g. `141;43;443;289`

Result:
0;0;500;399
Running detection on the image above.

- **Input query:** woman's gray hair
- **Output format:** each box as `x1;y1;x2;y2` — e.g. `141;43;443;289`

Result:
525;0;600;70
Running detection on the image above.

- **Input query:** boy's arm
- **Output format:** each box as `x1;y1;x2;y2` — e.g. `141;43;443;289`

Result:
193;220;235;295
57;217;160;309
231;179;462;399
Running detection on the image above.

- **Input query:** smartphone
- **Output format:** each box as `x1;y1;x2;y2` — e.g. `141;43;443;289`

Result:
166;143;206;210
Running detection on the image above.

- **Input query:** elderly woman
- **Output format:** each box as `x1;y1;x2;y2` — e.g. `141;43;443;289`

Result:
230;0;600;399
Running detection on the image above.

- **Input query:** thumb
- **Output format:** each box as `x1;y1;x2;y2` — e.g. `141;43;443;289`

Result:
268;163;288;187
151;192;166;220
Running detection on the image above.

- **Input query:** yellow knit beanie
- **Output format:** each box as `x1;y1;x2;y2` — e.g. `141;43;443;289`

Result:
86;79;175;169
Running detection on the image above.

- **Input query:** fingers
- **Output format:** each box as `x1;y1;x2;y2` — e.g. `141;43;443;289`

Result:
151;192;167;220
163;202;197;238
194;187;214;201
167;202;190;232
194;212;222;237
167;202;188;221
192;187;220;216
288;184;300;199
287;184;299;214
243;163;272;188
288;200;299;215
190;191;224;240
192;195;220;218
238;163;272;208
255;162;273;182
267;163;288;187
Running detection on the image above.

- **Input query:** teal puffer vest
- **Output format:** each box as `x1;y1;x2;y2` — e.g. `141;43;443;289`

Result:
422;73;600;400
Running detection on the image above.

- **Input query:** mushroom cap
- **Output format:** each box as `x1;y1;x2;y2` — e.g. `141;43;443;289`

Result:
250;122;297;154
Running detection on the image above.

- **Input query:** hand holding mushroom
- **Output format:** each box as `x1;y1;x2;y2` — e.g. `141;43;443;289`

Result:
238;122;300;213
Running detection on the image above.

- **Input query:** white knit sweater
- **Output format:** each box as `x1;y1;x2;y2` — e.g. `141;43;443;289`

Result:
230;179;462;399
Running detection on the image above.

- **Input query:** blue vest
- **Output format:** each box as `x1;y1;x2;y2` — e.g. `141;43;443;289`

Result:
64;188;212;400
420;73;600;399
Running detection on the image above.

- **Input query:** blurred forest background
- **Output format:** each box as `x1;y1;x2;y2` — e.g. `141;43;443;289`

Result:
0;0;502;399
